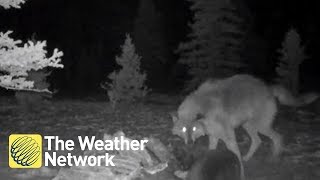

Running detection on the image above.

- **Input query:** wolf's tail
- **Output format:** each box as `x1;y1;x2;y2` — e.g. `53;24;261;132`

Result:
271;85;319;107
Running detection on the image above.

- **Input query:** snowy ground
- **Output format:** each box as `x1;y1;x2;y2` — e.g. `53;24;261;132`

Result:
0;95;319;180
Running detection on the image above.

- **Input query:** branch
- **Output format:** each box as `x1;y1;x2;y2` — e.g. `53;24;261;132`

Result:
0;0;26;9
0;84;52;93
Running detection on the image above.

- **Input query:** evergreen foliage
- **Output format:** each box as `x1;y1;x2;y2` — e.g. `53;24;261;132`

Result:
1;0;63;110
276;28;307;95
0;0;63;93
0;0;25;9
102;34;148;108
176;0;246;90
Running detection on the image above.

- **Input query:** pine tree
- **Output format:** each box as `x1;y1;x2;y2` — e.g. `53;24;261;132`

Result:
133;0;170;88
102;34;148;108
1;0;63;110
176;0;246;90
0;1;63;93
0;0;25;9
276;28;307;95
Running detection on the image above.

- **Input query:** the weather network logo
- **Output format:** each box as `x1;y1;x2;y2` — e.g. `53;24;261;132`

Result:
9;134;42;168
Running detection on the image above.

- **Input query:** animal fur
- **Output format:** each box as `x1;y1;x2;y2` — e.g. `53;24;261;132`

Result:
171;74;318;179
186;145;241;180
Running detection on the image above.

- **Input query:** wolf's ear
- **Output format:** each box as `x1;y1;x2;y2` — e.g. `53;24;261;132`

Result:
170;111;178;123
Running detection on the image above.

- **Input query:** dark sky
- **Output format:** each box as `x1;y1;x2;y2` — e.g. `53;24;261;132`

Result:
3;0;317;48
1;0;318;55
244;0;320;90
0;0;319;94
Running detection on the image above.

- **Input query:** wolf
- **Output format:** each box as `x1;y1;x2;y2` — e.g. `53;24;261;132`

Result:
171;74;318;179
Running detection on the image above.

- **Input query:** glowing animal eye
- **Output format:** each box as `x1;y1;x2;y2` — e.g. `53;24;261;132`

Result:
192;126;197;131
182;127;187;132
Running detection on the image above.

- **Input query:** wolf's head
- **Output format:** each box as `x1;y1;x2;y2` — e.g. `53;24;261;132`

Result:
171;112;206;144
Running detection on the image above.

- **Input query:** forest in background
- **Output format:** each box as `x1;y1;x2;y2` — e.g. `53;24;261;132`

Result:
0;0;319;97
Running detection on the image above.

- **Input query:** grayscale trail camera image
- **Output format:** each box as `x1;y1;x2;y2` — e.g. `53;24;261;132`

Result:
1;0;320;180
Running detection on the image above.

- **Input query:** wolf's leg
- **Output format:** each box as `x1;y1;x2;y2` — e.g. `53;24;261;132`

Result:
208;136;218;149
258;101;283;157
223;128;245;180
260;127;283;157
242;122;262;161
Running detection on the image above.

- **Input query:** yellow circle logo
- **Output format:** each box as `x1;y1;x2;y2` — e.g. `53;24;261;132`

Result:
9;134;42;168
